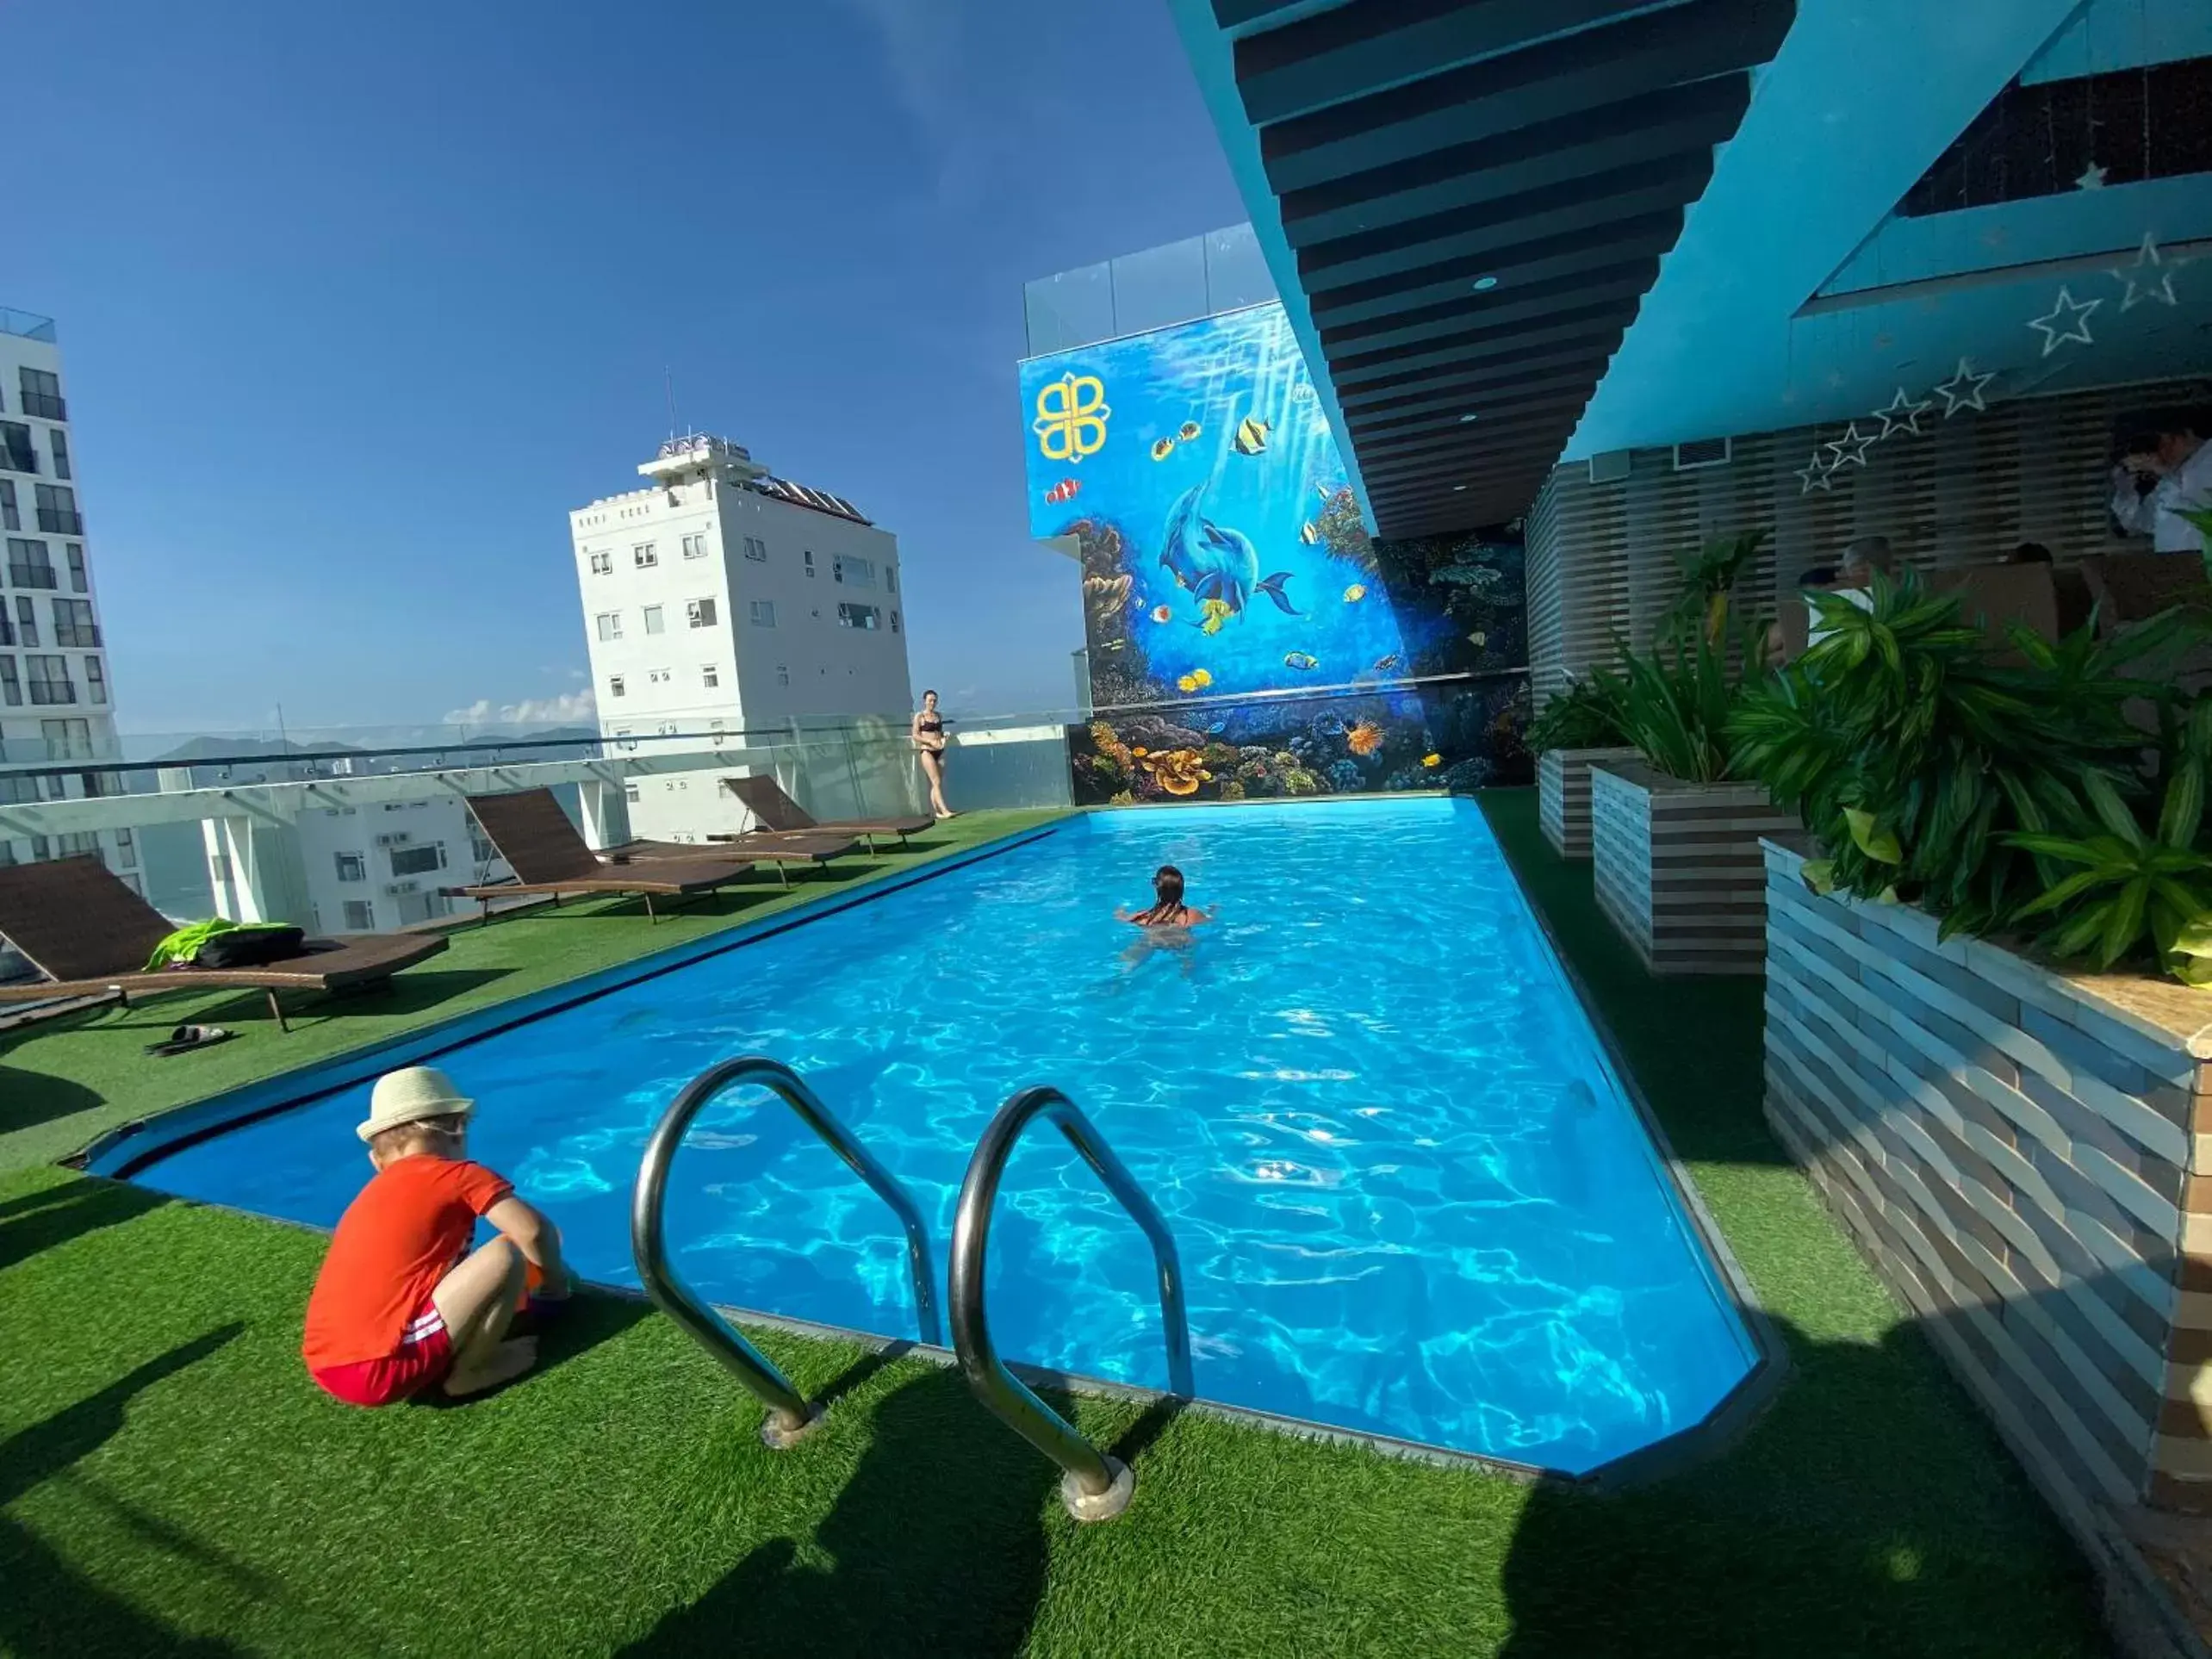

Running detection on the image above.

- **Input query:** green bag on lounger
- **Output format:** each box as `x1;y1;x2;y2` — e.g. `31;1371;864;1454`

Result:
146;918;305;972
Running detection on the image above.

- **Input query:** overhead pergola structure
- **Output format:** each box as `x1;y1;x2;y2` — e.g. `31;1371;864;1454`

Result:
1177;0;1797;538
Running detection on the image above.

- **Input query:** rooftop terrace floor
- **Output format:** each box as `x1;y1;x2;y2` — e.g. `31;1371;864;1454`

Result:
0;793;2102;1655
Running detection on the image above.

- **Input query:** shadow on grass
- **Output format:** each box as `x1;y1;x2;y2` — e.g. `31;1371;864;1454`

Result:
616;1368;1054;1658
0;1177;170;1273
0;1064;105;1138
0;1325;247;1657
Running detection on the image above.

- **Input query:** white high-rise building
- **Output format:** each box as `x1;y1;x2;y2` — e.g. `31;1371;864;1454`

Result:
569;434;914;842
0;305;134;890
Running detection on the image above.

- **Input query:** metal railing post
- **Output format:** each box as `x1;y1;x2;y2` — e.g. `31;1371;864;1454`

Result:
948;1085;1193;1522
631;1055;943;1446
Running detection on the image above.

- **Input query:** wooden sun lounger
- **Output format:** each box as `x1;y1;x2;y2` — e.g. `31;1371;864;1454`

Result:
457;788;761;918
0;856;448;1032
724;774;936;851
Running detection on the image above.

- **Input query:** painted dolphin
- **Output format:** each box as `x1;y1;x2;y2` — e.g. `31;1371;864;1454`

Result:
1159;482;1300;618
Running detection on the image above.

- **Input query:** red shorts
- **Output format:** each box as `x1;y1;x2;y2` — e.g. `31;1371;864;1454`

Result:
310;1303;453;1407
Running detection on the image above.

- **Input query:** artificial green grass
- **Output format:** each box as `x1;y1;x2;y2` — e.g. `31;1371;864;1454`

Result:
0;790;2107;1656
0;810;1061;1175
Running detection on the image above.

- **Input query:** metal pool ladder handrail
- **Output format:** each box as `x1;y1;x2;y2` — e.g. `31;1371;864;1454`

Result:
631;1053;942;1446
948;1084;1194;1522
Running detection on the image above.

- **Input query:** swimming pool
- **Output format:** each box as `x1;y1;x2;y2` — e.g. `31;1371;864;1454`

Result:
109;799;1758;1472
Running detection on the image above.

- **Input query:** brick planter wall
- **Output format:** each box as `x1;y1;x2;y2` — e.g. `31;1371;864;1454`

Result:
1762;838;2212;1548
1588;759;1797;975
1538;745;1639;859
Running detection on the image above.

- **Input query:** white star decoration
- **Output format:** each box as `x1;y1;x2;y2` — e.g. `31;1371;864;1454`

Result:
2112;233;2179;310
2029;285;2102;357
1824;421;1876;469
2076;162;2108;190
1933;358;1995;417
1796;450;1836;495
1873;388;1933;440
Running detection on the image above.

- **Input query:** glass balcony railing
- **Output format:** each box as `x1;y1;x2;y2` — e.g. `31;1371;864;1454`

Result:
20;392;65;421
8;563;57;589
0;307;57;344
34;509;81;536
26;682;78;705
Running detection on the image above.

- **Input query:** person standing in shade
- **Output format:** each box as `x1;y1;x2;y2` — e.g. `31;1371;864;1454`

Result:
2110;410;2212;556
911;689;953;820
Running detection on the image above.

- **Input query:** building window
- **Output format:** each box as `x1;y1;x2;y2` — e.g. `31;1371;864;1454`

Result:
39;718;90;761
34;484;79;535
7;538;53;588
16;595;37;644
65;543;84;592
608;674;625;698
0;422;35;475
775;663;789;687
834;555;875;587
742;535;767;562
469;829;497;866
689;597;719;628
892;610;901;634
48;429;69;481
623;783;639;803
804;550;816;577
83;656;105;703
836;602;881;631
0;481;15;531
390;843;447;877
335;851;367;882
685;532;711;559
588;550;612;574
595;612;622;641
24;655;71;704
0;658;17;705
634;543;658;568
342;899;376;931
53;599;98;647
113;827;136;869
643;604;665;635
748;599;774;628
701;663;719;688
19;368;63;421
886;565;898;595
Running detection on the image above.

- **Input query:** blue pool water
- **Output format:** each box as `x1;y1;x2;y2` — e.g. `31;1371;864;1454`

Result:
130;800;1753;1470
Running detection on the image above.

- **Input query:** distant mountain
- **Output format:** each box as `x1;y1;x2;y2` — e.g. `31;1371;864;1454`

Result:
152;735;365;764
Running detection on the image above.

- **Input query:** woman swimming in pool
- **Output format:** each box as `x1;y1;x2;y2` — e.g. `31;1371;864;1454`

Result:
1117;865;1215;929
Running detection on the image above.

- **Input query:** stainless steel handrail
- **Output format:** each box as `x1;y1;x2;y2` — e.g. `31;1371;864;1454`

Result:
948;1084;1193;1521
631;1054;943;1445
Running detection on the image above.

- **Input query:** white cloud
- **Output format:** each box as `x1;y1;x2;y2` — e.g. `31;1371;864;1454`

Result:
444;690;597;728
832;0;983;207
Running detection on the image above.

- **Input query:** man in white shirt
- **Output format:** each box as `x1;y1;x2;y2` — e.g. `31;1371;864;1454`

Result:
2110;409;2212;554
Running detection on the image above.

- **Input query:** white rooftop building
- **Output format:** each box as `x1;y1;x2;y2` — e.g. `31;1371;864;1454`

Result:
569;435;915;842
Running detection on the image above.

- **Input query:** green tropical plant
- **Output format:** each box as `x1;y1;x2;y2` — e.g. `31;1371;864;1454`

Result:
1729;566;2212;981
1616;619;1759;784
1665;529;1770;644
1525;668;1629;754
2185;506;2212;582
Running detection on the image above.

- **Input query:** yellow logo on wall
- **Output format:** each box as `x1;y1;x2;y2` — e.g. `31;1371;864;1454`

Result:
1034;372;1111;463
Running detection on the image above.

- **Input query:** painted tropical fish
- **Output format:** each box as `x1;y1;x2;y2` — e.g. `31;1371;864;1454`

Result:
1190;668;1212;688
1177;674;1202;693
1233;416;1271;456
1372;653;1401;673
1151;437;1178;462
1178;420;1202;441
1342;583;1366;603
1044;478;1080;505
1199;598;1233;636
1299;522;1319;545
1151;605;1172;624
1422;754;1442;767
1283;652;1319;671
1160;482;1300;623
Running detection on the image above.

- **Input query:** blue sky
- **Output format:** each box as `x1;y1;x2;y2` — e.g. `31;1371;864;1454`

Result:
9;1;1245;736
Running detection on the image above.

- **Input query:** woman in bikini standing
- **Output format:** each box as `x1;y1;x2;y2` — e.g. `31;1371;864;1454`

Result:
911;689;953;820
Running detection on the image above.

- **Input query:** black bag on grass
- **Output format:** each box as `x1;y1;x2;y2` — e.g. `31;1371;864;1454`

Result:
193;925;306;969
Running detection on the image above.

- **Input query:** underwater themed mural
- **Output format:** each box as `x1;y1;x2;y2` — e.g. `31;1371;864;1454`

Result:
1021;302;1530;805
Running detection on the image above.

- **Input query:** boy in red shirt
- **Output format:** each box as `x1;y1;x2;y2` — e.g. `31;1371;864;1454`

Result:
303;1066;569;1406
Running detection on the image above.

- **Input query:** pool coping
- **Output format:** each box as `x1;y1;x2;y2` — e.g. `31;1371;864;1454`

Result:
80;793;1782;1491
75;818;1070;1178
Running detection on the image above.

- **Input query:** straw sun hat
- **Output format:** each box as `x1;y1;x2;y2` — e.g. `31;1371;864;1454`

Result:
356;1066;475;1143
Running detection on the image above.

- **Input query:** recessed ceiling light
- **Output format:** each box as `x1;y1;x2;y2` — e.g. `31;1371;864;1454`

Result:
1453;484;1468;492
1458;413;1479;423
1471;276;1499;291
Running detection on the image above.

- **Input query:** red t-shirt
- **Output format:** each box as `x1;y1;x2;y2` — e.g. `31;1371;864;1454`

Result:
302;1156;513;1370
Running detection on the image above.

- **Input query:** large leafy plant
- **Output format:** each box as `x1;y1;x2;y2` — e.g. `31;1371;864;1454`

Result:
1526;668;1629;754
1616;619;1760;784
1664;529;1771;645
1729;568;2211;982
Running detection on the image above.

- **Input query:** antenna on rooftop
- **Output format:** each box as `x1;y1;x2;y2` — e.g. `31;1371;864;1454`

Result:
665;367;678;439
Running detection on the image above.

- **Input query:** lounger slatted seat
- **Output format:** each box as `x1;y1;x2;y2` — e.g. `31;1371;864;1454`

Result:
724;775;935;851
0;856;447;1031
457;788;763;917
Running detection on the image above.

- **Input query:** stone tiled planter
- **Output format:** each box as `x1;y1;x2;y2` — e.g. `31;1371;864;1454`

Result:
1538;745;1638;860
1588;759;1797;976
1762;836;2212;1621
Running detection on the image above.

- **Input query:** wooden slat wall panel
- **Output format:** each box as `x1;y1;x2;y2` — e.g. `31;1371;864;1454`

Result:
1526;380;2209;695
1759;838;2212;1521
